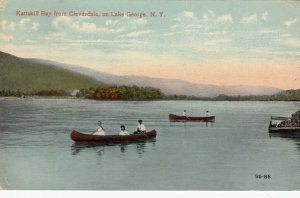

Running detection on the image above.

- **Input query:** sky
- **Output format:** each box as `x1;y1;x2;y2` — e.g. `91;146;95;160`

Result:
0;0;300;89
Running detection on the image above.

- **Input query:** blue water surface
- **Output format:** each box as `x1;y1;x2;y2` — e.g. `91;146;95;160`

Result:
0;99;299;190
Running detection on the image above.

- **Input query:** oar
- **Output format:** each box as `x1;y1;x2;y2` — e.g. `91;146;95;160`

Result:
184;115;190;121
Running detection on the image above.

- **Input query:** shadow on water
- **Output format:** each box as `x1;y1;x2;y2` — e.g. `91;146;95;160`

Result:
169;121;215;128
269;132;300;154
71;139;156;157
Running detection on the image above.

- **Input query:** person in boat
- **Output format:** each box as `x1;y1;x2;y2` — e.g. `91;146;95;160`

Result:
182;110;187;117
134;120;147;134
119;125;129;136
206;111;210;117
92;121;106;136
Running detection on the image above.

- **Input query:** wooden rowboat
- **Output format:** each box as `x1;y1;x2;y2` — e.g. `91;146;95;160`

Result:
168;114;215;122
70;130;157;144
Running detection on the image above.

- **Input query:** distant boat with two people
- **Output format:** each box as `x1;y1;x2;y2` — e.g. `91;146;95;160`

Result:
169;110;215;122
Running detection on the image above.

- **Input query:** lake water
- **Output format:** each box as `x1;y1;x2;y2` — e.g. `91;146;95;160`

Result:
0;99;299;190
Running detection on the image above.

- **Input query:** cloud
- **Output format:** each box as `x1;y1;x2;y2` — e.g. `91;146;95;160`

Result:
217;14;233;23
121;30;154;38
31;22;40;30
202;31;227;36
171;11;200;33
52;16;124;33
172;10;233;35
19;18;32;29
258;28;277;34
284;17;298;28
183;11;196;19
79;22;97;32
248;47;300;58
163;32;175;36
174;11;197;23
203;10;215;22
278;38;300;48
44;30;71;41
105;19;120;26
169;10;233;41
0;18;40;31
0;33;12;41
0;20;17;31
23;40;37;44
0;0;5;10
261;12;269;21
242;14;258;24
279;33;291;38
202;11;233;24
132;18;147;25
203;39;231;46
52;16;98;33
52;16;72;29
16;18;40;30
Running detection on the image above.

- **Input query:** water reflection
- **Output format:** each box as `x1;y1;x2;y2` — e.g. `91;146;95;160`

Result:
269;132;300;154
119;144;127;153
169;121;215;127
71;139;156;157
71;143;104;156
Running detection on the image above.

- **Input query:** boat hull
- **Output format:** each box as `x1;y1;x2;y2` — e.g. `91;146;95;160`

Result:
168;114;215;122
70;130;157;143
269;127;300;134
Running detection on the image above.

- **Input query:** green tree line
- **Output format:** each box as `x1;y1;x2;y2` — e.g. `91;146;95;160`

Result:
0;85;164;100
1;88;299;101
85;85;164;100
165;89;300;101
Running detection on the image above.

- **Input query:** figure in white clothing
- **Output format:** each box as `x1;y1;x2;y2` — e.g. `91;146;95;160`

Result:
92;121;105;135
119;125;129;136
206;111;210;117
182;110;187;116
134;120;147;134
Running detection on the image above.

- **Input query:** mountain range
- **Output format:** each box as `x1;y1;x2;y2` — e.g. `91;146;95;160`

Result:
29;58;282;97
0;51;282;96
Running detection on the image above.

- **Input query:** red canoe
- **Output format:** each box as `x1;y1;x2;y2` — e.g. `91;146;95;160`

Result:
169;114;215;122
70;130;157;144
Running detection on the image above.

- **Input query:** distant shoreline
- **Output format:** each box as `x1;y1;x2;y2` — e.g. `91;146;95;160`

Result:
1;96;299;102
0;96;77;100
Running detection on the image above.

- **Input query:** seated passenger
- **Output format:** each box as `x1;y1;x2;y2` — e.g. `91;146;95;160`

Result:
134;120;147;134
92;121;105;136
206;110;210;117
119;125;129;136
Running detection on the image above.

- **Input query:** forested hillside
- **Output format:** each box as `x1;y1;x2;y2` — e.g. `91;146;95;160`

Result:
0;51;102;92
